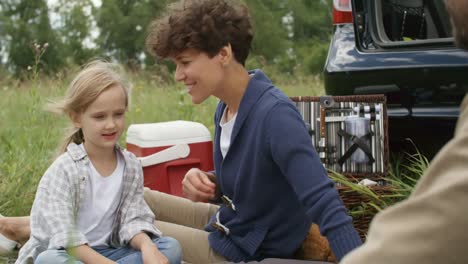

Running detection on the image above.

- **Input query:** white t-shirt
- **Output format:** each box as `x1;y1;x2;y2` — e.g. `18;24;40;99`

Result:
77;144;124;247
220;107;237;159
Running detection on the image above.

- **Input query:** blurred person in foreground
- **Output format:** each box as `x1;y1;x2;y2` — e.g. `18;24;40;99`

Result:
341;0;468;263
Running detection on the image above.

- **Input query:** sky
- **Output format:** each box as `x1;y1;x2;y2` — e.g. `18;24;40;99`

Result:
47;0;102;7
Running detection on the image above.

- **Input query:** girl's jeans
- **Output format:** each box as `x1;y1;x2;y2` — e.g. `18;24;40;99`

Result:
35;236;182;264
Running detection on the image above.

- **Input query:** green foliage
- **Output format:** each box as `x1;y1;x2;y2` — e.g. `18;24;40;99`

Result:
245;0;333;75
284;0;332;75
297;40;330;74
53;0;98;65
287;0;333;42
0;81;65;217
0;0;65;76
0;69;324;219
246;0;290;61
0;0;334;76
95;0;169;67
329;149;429;218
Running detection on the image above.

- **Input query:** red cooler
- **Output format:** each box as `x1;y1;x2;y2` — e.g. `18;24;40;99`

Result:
126;120;214;197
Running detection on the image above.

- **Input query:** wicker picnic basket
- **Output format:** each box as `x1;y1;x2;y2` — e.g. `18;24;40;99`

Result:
336;185;394;240
290;95;390;240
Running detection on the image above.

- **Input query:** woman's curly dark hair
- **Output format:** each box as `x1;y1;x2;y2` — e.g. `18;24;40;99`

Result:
146;0;253;65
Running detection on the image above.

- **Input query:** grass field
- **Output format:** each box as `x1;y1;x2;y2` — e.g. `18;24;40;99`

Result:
0;69;323;263
0;70;324;217
0;68;429;263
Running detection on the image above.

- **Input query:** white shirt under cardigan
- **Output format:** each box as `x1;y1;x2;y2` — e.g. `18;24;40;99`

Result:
77;144;124;247
219;107;237;159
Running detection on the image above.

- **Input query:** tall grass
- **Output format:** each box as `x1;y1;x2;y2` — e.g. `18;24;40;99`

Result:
329;147;429;217
0;70;324;217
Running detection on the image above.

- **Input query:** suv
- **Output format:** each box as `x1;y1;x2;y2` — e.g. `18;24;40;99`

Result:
324;0;468;158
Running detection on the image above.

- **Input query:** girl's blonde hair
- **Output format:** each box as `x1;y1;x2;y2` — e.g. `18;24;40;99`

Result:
49;60;131;153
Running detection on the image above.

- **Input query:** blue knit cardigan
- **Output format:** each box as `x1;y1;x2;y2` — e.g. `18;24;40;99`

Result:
205;69;362;262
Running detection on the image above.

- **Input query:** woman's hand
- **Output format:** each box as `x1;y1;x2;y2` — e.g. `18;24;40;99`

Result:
182;168;218;202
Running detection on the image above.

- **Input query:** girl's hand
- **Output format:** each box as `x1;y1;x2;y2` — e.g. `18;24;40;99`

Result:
141;243;169;264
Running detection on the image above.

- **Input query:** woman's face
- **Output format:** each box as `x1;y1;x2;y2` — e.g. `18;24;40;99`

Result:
172;48;225;104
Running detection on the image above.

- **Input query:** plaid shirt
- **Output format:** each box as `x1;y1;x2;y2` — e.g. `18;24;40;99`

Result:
16;143;161;264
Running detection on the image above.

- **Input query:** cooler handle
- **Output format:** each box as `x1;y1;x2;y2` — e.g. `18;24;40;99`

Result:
139;144;190;167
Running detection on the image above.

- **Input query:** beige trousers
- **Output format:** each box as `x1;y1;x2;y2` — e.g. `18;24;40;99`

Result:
143;188;227;264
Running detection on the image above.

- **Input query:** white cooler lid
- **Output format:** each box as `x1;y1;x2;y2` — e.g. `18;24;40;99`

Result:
126;120;212;147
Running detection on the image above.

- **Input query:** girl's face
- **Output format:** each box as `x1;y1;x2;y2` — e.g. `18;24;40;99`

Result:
72;85;127;154
172;48;225;104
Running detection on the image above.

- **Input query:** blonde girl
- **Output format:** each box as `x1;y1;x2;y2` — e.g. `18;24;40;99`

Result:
14;61;181;264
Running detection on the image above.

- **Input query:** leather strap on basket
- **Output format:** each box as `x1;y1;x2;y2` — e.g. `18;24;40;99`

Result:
337;129;375;165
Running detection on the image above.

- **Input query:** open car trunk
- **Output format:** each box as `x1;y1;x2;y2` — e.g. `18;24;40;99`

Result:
355;0;454;49
350;0;468;156
351;0;468;111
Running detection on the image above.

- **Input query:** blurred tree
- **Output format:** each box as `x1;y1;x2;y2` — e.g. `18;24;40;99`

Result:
0;0;333;75
288;0;332;42
53;0;98;65
245;0;289;61
244;0;332;74
287;0;333;74
95;0;168;69
0;0;65;76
